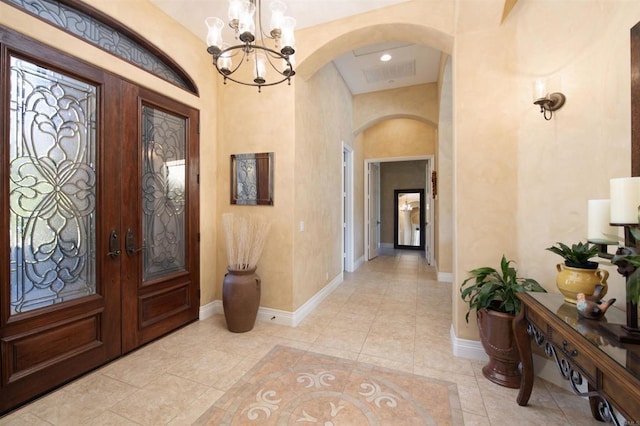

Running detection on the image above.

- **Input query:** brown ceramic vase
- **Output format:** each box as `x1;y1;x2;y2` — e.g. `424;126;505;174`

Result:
477;308;521;389
222;267;261;333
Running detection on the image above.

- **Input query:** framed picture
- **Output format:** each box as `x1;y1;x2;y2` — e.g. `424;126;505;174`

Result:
230;152;274;205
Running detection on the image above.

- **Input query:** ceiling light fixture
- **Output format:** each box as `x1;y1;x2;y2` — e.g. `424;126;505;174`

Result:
205;0;296;92
380;53;392;62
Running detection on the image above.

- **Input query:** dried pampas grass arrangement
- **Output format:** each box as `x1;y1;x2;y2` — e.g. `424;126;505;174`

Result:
222;213;271;270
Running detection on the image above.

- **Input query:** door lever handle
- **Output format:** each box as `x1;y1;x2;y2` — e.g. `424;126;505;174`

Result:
125;228;146;255
107;229;121;258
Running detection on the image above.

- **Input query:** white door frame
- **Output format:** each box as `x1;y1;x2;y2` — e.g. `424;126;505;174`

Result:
364;155;435;262
342;143;355;272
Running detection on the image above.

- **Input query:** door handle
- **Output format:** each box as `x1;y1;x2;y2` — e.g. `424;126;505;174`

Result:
125;228;145;255
107;229;121;258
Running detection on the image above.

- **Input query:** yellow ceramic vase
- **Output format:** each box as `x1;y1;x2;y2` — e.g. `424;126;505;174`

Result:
555;263;608;304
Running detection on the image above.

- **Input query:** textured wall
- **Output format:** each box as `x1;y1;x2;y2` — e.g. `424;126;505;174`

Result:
293;62;355;309
453;1;640;340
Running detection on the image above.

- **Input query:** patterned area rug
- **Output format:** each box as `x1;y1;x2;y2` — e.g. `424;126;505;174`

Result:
195;345;463;425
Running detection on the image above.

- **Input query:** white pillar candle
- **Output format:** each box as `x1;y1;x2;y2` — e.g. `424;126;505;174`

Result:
610;177;640;224
587;199;618;243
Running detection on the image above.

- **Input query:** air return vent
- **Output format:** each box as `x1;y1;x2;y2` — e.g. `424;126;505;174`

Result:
363;60;415;83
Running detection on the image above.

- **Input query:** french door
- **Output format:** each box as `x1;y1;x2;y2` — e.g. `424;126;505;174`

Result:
0;28;199;412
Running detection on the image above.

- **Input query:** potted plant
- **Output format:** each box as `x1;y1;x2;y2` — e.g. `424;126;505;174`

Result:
546;241;609;304
461;255;546;388
221;213;271;333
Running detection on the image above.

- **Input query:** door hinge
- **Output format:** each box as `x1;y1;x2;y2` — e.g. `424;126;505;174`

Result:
197;233;201;243
197;174;200;184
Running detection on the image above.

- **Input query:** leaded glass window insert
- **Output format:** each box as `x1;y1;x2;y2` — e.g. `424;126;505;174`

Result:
9;56;97;315
141;105;187;281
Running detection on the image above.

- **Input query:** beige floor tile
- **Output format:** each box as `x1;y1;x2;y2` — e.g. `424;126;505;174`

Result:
2;248;601;425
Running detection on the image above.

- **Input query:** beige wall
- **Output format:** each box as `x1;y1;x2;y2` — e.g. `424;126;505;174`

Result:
362;117;437;160
215;81;296;310
438;57;453;276
293;62;355;309
353;83;439;133
453;0;640;340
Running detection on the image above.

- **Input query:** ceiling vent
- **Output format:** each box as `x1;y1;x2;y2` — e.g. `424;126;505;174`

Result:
363;60;415;83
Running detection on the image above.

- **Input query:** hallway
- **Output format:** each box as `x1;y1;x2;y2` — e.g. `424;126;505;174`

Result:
2;251;599;425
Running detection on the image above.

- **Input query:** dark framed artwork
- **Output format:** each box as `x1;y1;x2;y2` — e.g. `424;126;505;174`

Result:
230;152;274;205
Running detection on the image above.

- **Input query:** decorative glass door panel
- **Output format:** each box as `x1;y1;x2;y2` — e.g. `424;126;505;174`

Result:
121;90;199;353
9;57;97;315
1;32;121;414
141;105;186;281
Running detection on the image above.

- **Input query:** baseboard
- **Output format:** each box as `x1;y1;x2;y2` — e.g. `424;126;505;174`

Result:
380;242;394;249
450;325;489;362
199;300;219;320
199;272;344;327
437;271;453;283
353;255;364;270
289;272;344;326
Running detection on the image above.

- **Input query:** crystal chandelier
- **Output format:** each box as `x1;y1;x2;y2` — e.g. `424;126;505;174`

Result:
205;0;296;92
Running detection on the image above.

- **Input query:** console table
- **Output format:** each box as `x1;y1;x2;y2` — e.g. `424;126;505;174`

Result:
514;292;640;424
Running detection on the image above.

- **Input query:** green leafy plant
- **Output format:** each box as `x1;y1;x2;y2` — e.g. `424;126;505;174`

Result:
460;255;546;322
545;241;599;269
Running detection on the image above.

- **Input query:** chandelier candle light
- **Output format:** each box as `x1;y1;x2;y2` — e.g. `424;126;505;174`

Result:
205;0;296;92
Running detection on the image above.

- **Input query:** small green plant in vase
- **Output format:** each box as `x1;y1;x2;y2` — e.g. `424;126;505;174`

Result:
546;241;599;269
546;241;609;304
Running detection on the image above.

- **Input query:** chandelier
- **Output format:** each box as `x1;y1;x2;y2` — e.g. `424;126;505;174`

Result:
205;0;296;92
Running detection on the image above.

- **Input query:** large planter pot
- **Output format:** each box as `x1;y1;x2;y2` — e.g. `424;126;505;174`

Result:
477;308;521;389
555;263;608;304
222;267;261;333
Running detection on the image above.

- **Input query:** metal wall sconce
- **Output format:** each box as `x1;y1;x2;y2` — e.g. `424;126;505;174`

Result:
533;79;566;120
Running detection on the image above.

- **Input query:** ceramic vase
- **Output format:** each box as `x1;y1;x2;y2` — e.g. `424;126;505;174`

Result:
222;267;260;333
477;308;521;389
555;263;608;304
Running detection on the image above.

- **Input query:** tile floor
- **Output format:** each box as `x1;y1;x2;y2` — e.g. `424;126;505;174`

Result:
2;250;600;425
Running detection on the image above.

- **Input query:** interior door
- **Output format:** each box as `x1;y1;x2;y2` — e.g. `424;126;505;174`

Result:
368;163;380;259
120;87;200;353
1;30;121;412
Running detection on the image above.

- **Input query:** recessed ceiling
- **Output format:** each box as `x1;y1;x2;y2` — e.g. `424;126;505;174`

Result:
333;42;442;95
150;0;441;94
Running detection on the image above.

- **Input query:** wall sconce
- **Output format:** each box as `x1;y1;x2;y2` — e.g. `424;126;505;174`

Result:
533;79;566;120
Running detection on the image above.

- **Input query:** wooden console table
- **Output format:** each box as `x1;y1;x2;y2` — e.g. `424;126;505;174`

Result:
514;292;640;424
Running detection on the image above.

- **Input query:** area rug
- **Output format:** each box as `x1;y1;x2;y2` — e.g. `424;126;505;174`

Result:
195;345;463;425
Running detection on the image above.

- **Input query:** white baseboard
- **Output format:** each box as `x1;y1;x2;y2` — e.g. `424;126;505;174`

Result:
450;325;489;362
437;271;453;283
199;272;344;327
289;272;344;326
199;300;219;320
353;255;364;270
380;242;394;249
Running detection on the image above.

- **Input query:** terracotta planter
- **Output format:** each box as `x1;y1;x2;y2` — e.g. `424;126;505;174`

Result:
477;308;521;389
222;267;261;333
555;263;608;304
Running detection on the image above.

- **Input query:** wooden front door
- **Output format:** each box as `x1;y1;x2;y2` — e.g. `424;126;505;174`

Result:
0;29;199;413
120;87;200;353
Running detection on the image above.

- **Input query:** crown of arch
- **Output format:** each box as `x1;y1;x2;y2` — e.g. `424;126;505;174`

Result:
356;114;436;136
296;22;453;81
